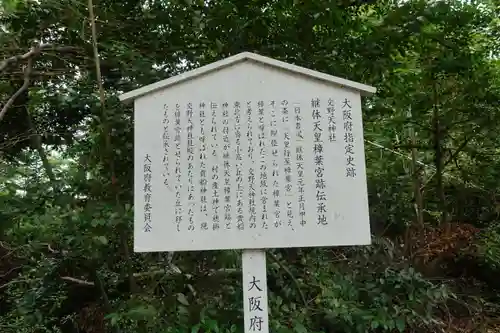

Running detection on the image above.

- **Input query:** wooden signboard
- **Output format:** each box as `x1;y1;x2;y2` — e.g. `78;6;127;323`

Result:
119;52;376;333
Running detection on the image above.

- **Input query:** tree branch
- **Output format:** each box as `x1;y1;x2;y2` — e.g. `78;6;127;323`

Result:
392;144;432;150
59;268;240;288
268;252;308;308
87;0;137;294
442;136;471;169
0;44;82;123
0;56;33;123
1;69;79;78
61;276;95;286
0;44;78;73
0;266;22;278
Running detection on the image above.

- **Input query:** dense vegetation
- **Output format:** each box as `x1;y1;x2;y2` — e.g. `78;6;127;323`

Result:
1;0;499;332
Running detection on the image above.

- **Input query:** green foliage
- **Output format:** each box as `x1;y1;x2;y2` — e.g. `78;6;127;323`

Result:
265;240;452;333
1;0;499;332
477;222;500;271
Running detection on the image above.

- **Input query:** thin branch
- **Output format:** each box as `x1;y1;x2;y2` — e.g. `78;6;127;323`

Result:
0;279;29;289
132;267;237;279
59;267;239;289
0;266;22;278
0;241;13;251
365;139;427;167
61;276;95;286
0;69;79;78
442;136;471;169
365;139;486;192
268;252;308;308
392;144;432;150
88;3;105;106
92;269;123;333
0;44;82;123
47;244;69;256
87;0;137;294
0;44;78;73
0;129;76;150
0;45;41;73
0;56;33;123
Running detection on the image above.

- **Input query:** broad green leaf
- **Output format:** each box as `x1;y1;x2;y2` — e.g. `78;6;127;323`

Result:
96;236;108;245
396;318;406;332
294;322;307;333
177;293;190;306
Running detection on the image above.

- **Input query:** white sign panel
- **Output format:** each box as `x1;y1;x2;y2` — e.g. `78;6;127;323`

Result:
133;59;371;252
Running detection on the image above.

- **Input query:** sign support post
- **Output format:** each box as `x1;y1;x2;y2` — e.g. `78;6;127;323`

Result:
242;249;269;333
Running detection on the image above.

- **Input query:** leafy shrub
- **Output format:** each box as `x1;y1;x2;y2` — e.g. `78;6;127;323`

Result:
267;238;451;333
477;222;500;271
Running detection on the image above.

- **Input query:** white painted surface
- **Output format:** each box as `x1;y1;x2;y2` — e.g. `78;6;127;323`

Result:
119;52;376;103
242;250;269;333
133;60;372;252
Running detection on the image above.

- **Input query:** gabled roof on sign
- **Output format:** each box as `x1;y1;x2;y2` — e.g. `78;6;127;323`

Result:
118;52;376;103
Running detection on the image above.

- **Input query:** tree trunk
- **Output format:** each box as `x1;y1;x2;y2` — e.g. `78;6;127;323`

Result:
408;108;424;228
432;83;447;227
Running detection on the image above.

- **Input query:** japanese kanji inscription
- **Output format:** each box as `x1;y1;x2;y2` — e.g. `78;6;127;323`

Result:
129;53;372;252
